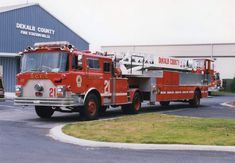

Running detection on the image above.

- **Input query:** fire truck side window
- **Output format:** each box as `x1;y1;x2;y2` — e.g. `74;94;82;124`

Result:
104;62;111;72
72;55;78;69
87;59;100;69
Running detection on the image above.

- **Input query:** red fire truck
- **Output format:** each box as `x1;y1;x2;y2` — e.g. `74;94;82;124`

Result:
208;71;222;94
189;58;221;94
14;41;212;120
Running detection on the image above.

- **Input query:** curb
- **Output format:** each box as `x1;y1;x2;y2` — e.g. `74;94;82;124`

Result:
49;125;235;152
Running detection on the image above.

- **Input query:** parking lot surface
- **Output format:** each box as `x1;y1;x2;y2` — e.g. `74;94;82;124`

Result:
0;96;235;163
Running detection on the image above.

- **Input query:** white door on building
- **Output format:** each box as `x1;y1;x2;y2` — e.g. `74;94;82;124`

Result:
0;65;3;77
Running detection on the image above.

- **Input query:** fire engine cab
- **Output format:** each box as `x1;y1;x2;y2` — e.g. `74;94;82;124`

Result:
208;71;222;94
14;41;213;120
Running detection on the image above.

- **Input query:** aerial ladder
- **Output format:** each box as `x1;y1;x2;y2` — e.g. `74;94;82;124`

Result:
108;52;201;76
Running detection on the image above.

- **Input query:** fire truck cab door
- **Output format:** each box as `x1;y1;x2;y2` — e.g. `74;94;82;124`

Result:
86;58;104;95
204;59;212;84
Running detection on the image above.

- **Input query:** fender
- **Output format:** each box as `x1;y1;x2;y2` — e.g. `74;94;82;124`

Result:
129;88;142;102
84;87;101;102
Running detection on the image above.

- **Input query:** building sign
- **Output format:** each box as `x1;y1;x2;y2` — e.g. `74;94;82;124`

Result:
16;22;55;39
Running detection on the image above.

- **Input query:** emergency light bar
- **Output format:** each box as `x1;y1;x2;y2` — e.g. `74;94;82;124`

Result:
34;41;71;47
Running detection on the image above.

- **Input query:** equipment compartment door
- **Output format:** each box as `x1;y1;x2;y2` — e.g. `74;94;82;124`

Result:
103;61;112;104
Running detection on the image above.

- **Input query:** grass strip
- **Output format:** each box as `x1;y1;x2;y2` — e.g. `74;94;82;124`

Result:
63;113;235;145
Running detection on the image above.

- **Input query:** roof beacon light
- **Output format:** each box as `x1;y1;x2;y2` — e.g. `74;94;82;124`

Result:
34;41;71;47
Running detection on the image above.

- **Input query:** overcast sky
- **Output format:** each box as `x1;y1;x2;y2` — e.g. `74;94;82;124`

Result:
1;0;235;50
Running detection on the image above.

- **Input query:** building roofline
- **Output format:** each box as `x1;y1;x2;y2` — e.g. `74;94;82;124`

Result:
0;3;38;13
0;3;89;45
101;43;235;48
37;4;89;45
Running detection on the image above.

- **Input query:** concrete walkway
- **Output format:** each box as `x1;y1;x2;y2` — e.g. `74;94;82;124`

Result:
49;125;235;152
221;102;235;108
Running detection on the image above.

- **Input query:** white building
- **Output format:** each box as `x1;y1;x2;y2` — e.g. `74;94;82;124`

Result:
102;43;235;79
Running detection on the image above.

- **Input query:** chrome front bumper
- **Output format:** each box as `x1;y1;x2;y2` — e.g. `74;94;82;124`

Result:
14;96;84;107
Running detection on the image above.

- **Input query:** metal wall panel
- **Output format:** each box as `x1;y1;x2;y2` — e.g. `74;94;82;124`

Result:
0;57;19;92
101;44;235;79
0;4;89;92
102;44;235;57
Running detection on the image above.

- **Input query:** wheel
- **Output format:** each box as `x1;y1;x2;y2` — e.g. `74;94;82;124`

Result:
189;91;201;107
122;92;141;114
81;94;100;120
160;101;170;107
35;106;54;119
208;91;212;96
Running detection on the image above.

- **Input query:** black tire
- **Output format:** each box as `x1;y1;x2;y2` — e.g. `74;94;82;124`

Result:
35;106;54;119
122;92;141;114
160;101;170;107
81;94;100;120
208;91;212;96
189;91;201;107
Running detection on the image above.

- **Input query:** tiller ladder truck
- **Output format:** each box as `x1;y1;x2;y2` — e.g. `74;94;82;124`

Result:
14;42;212;120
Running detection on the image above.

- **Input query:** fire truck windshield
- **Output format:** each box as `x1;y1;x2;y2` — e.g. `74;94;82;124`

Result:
21;52;68;73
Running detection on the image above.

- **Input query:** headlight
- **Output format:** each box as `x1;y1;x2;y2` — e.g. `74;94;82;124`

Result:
57;86;65;97
15;85;22;97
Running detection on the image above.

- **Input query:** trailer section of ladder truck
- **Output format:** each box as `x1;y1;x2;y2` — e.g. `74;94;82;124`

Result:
14;42;212;120
189;58;221;95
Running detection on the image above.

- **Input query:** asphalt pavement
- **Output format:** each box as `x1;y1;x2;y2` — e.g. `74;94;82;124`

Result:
159;95;235;118
0;95;235;163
